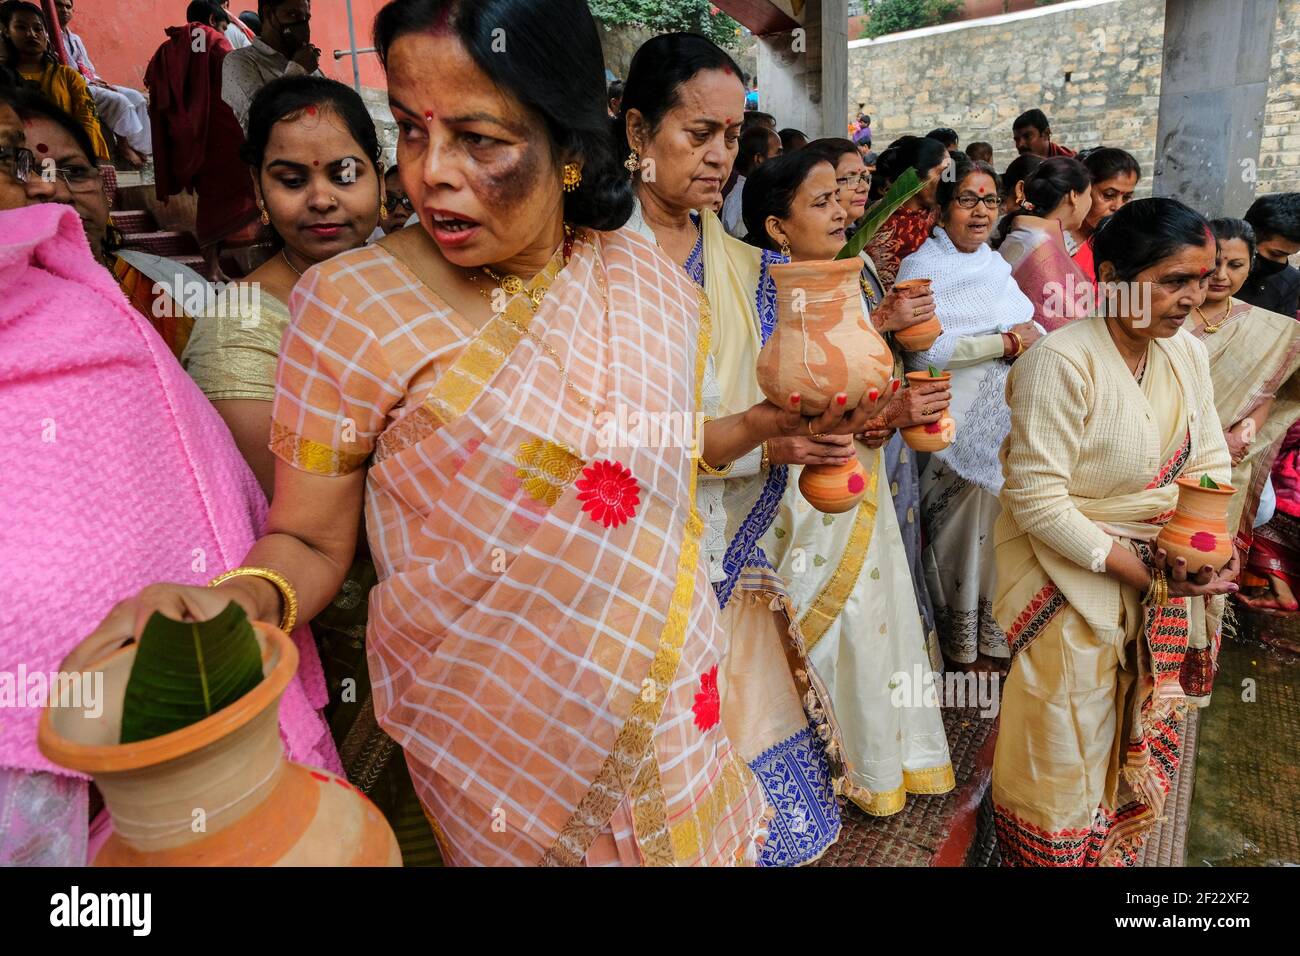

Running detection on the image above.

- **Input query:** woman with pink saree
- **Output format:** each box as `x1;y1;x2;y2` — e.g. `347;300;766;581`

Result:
994;157;1094;332
0;199;337;866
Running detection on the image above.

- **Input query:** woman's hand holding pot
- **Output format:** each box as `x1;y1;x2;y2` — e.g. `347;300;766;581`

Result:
1154;546;1240;599
887;378;951;429
768;433;857;466
874;289;937;333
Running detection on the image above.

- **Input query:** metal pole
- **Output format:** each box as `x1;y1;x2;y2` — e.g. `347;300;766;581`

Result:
345;0;362;93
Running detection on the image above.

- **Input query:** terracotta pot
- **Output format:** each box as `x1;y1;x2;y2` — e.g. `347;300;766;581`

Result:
756;257;894;415
39;622;401;867
900;369;954;452
1155;476;1237;573
891;279;942;351
799;456;871;514
901;414;956;453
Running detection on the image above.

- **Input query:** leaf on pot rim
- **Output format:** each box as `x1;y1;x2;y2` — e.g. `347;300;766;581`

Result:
928;364;942;377
119;602;265;744
835;168;925;261
1198;473;1220;490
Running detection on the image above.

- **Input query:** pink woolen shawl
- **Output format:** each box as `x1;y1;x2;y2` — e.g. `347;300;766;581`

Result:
0;203;339;778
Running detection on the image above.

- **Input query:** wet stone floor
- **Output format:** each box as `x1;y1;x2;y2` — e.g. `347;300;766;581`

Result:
1185;636;1300;867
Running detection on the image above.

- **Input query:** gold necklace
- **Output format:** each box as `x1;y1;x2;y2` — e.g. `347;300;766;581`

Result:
858;273;877;305
281;249;304;277
466;225;594;412
1194;297;1233;333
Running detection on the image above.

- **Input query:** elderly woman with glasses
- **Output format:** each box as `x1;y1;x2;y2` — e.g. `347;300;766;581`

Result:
3;87;204;358
896;154;1044;665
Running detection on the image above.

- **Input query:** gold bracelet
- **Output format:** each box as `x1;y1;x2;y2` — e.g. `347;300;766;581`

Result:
697;456;734;477
208;566;299;633
1142;568;1168;607
696;415;734;477
760;440;770;471
1007;330;1025;357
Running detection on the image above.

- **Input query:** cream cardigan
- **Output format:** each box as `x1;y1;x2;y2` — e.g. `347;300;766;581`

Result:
998;317;1231;573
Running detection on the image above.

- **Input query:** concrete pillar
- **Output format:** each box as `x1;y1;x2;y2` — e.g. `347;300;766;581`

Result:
1151;0;1278;218
756;0;847;140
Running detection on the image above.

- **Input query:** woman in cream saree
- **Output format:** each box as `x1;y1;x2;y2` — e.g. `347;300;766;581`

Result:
1193;219;1300;553
993;199;1236;867
735;151;954;815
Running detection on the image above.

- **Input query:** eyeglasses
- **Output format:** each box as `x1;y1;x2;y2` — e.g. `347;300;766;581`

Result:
0;146;35;184
42;162;103;192
384;194;413;213
954;192;1001;210
836;172;870;188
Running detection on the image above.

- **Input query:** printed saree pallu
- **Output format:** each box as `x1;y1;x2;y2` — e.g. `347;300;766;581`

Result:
992;343;1223;867
270;226;767;866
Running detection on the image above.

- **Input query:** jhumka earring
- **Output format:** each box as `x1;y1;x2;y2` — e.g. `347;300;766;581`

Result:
258;200;270;225
623;149;640;179
562;162;582;193
780;239;791;258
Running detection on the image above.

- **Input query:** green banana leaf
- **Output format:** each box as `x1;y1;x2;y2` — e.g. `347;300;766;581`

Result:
119;602;265;744
835;167;926;261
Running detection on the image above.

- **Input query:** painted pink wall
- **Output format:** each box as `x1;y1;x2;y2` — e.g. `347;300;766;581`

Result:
71;0;389;91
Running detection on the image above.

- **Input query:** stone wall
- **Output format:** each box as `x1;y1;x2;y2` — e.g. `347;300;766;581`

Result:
847;0;1300;200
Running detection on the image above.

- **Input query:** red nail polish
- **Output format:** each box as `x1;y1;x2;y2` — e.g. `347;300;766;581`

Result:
868;388;879;402
790;393;801;405
891;379;901;393
837;394;847;406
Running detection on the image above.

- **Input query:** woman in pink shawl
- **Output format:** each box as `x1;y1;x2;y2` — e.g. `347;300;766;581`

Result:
993;157;1094;332
0;202;338;865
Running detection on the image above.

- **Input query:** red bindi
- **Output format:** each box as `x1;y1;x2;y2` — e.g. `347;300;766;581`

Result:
312;160;319;166
977;186;985;194
306;105;317;116
424;110;434;122
35;142;47;153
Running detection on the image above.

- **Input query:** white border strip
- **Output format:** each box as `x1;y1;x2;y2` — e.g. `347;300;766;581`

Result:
848;0;1123;48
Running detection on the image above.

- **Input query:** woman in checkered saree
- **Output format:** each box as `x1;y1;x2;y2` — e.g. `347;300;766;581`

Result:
85;0;869;867
991;199;1237;866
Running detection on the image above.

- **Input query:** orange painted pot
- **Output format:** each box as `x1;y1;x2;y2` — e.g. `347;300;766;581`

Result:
892;279;941;351
799;456;871;514
901;414;956;453
895;317;943;351
756;257;894;415
1155;476;1237;573
39;622;401;867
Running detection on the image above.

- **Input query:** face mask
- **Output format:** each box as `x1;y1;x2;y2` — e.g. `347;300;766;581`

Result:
1252;255;1289;277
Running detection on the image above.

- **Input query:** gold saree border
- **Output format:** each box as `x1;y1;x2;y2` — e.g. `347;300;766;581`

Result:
372;255;565;464
798;453;882;652
668;753;754;861
542;289;715;867
904;763;956;794
269;421;370;476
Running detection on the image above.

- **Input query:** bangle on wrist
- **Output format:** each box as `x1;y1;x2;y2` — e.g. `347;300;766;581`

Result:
1142;568;1169;607
696;416;734;477
208;566;299;632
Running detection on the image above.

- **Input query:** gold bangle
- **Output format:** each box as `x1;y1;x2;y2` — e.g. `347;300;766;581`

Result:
1142;568;1168;607
697;456;734;477
1007;330;1025;357
695;415;734;477
208;566;299;633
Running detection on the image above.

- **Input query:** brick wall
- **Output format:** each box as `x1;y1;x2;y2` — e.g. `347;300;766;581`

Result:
848;0;1300;200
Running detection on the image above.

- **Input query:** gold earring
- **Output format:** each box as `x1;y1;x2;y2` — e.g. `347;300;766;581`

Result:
562;162;582;193
624;149;640;178
379;201;389;220
258;200;270;226
780;239;791;257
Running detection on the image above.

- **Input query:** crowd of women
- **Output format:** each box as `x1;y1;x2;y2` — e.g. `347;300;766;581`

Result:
2;0;1298;868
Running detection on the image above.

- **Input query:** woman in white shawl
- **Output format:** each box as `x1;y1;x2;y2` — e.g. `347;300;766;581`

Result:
897;157;1044;664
